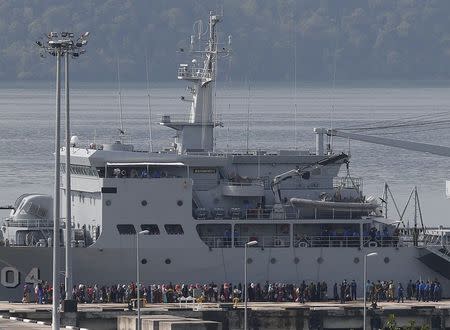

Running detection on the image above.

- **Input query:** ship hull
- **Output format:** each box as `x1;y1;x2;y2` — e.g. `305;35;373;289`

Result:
0;245;445;302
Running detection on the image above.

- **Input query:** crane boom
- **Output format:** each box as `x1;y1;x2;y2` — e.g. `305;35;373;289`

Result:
326;129;450;158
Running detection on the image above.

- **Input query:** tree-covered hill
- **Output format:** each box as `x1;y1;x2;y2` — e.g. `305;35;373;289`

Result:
1;0;450;82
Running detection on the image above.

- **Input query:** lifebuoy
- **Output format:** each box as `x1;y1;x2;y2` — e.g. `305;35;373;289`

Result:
274;238;283;246
121;170;126;176
298;241;308;248
369;241;378;248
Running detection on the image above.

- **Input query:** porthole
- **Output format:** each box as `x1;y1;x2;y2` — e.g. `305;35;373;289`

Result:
141;200;147;206
141;259;147;265
384;257;390;264
165;258;171;264
293;257;300;264
247;258;253;264
177;200;183;207
317;257;324;264
105;200;111;206
354;257;360;264
270;258;276;264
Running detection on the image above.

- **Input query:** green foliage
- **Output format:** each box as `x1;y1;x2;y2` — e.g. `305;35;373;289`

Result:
383;314;430;330
2;0;450;82
385;314;398;330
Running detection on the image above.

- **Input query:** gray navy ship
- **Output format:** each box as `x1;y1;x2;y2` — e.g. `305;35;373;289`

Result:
0;12;449;302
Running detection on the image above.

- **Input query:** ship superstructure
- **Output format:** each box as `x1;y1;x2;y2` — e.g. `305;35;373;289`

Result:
0;12;449;301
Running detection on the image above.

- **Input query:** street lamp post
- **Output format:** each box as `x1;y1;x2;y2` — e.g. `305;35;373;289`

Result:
136;229;149;330
244;240;258;330
363;252;378;330
64;50;72;301
35;32;89;330
52;46;62;330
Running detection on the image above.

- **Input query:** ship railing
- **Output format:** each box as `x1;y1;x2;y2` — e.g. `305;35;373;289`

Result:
294;235;361;248
3;218;54;228
234;236;290;248
200;236;232;248
177;66;212;80
362;236;400;247
199;235;290;248
160;114;223;124
292;235;401;248
333;176;363;190
194;206;312;220
221;180;264;187
201;235;404;248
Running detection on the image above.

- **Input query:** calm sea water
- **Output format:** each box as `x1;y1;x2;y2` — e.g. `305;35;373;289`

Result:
0;81;449;225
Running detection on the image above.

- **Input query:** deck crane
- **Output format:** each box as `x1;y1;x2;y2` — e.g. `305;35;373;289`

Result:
315;127;450;239
319;128;450;193
315;128;450;158
271;152;349;218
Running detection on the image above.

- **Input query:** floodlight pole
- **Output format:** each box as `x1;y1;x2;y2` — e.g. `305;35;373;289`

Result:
363;252;377;330
64;52;73;301
136;230;149;330
244;240;257;330
36;31;89;330
52;48;62;330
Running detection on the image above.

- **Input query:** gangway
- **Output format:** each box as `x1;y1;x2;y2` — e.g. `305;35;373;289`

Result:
418;245;450;279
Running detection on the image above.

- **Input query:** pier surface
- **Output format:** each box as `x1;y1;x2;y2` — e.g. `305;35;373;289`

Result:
0;319;50;329
1;299;448;311
0;300;449;329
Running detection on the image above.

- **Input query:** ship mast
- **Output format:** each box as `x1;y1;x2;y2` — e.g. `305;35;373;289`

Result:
160;11;231;154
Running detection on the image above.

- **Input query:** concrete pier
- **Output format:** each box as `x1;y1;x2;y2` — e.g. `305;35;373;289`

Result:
1;300;450;329
117;315;221;330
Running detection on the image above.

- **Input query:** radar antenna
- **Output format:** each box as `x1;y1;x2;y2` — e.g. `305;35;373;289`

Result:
160;11;231;154
117;58;125;142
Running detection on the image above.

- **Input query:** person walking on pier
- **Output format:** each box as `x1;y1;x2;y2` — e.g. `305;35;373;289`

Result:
350;280;357;301
339;280;346;304
387;281;395;302
333;283;339;301
433;281;441;302
406;280;413;300
419;281;426;301
397;283;404;303
416;280;421;301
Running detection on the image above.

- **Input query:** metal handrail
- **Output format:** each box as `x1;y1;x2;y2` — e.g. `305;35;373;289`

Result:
177;66;212;80
198;235;290;248
221;180;264;187
294;235;361;248
161;113;223;124
198;234;423;249
4;218;54;228
235;235;290;248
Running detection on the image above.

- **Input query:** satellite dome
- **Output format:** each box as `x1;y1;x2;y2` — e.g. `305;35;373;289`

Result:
70;135;79;147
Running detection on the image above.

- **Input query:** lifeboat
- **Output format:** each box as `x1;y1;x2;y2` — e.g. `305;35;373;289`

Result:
290;197;379;212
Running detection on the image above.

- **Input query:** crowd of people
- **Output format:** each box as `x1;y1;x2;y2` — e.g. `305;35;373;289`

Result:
21;279;444;305
366;279;443;304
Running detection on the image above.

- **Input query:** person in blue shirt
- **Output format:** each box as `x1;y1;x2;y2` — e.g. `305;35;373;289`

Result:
397;283;404;303
419;281;426;301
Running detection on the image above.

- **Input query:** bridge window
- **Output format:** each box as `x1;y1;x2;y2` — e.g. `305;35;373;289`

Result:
140;224;160;235
116;224;136;235
164;224;184;235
